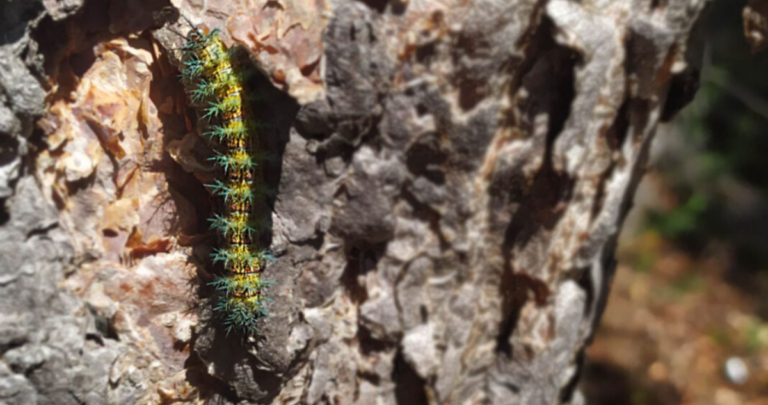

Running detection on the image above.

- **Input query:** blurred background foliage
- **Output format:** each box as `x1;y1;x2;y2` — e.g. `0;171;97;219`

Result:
582;1;768;404
650;0;768;265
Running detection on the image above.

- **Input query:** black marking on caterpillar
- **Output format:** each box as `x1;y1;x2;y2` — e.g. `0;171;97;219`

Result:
173;13;273;334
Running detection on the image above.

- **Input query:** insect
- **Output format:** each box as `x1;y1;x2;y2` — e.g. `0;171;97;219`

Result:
173;13;272;334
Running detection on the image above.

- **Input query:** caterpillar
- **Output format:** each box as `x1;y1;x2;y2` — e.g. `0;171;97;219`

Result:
176;18;272;334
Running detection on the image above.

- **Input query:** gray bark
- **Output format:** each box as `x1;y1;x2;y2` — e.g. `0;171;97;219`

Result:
0;0;712;404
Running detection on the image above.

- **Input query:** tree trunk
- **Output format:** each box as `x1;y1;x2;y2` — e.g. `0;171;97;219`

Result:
0;0;715;404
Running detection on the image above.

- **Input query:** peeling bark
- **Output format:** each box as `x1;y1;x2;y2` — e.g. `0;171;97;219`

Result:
0;0;714;404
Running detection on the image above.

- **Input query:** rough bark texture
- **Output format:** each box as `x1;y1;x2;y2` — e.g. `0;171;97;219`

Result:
0;0;714;404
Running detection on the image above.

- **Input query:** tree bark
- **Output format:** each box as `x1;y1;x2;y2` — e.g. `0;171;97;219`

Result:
0;0;713;404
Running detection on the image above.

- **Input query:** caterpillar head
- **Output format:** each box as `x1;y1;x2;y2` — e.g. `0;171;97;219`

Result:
185;28;206;47
155;6;209;49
